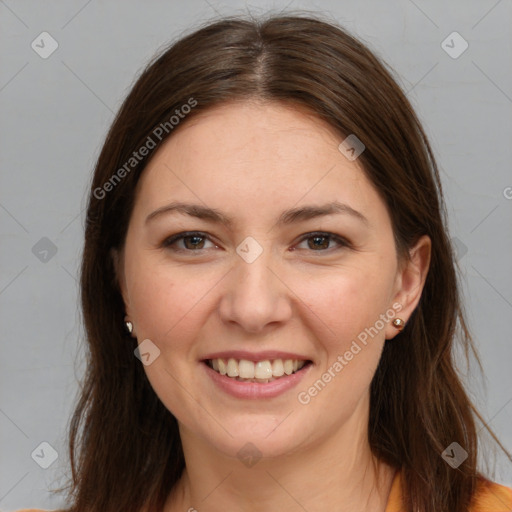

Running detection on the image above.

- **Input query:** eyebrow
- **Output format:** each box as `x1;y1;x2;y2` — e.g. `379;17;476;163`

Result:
145;200;369;227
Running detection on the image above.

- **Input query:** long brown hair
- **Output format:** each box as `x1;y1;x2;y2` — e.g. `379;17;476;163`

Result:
58;12;510;512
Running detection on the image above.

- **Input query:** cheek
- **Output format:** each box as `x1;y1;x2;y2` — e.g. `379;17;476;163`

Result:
298;263;394;348
126;256;219;346
293;268;393;420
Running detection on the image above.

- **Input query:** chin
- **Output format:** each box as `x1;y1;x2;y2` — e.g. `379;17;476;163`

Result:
191;413;314;461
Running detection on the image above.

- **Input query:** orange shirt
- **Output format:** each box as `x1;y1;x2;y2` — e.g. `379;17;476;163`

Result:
16;472;512;512
385;470;512;512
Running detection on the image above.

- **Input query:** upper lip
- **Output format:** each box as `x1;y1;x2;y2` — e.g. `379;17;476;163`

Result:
201;350;312;362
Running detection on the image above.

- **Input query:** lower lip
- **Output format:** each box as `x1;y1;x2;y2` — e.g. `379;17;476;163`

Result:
202;361;312;399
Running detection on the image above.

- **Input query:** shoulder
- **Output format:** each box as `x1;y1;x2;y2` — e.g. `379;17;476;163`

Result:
470;477;512;511
14;509;64;512
385;470;512;512
14;509;56;512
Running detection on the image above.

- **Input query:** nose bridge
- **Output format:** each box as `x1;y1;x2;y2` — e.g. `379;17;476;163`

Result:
220;236;291;332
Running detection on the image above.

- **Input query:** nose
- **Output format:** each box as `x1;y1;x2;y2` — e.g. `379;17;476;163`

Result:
218;245;293;334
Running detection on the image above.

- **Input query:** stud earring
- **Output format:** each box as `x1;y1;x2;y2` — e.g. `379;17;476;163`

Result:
124;319;133;334
392;318;405;332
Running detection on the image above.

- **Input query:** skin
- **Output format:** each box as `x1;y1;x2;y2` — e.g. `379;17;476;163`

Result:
112;100;431;512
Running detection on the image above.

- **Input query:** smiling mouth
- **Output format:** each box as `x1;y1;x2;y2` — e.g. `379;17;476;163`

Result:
204;358;312;383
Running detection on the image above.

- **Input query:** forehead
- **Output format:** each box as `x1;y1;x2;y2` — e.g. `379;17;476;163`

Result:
131;100;384;227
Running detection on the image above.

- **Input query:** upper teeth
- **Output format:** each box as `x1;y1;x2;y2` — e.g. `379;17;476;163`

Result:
210;358;306;379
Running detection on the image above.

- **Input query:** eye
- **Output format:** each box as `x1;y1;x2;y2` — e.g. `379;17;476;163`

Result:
161;231;217;252
161;231;351;254
294;232;350;252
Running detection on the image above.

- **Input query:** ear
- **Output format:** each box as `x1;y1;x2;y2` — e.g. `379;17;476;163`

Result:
385;235;431;340
110;247;130;309
111;247;137;337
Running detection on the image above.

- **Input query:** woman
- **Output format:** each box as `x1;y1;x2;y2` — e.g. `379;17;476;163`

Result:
19;13;512;512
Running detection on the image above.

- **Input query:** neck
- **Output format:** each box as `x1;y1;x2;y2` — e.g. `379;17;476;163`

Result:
165;411;396;512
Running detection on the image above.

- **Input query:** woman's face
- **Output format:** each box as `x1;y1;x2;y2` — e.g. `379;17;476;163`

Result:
114;100;423;459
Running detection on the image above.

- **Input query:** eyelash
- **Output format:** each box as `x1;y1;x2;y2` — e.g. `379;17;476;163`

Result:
161;231;351;254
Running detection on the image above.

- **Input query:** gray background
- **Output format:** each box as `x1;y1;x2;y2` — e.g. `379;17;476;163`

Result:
1;0;511;509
